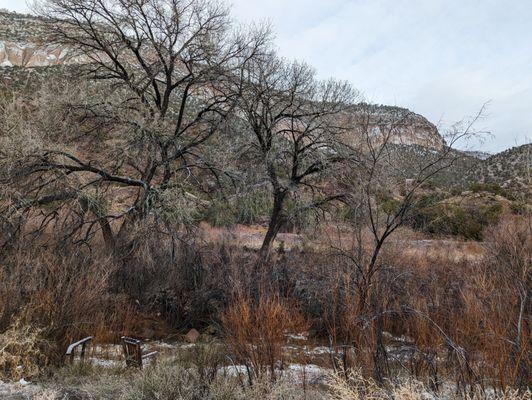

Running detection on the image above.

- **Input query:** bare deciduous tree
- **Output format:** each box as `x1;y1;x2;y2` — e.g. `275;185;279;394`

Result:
330;104;486;382
1;0;269;250
236;55;358;258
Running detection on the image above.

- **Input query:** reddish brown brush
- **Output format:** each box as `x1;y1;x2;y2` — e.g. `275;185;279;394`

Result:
0;246;135;362
221;289;309;384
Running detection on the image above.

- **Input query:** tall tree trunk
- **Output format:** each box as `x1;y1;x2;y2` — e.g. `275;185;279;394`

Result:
98;217;116;252
372;309;389;384
259;191;286;260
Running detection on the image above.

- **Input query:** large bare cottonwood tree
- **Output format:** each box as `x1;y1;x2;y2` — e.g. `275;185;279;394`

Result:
0;0;269;250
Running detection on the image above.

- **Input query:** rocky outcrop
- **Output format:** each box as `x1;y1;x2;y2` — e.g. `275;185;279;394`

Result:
385;111;445;149
0;10;77;67
0;41;73;67
346;104;446;150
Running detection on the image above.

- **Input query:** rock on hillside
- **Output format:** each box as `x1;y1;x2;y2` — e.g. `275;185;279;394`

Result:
349;103;446;150
0;40;73;67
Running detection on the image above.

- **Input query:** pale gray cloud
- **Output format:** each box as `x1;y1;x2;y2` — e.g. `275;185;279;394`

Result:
2;0;530;152
0;0;29;13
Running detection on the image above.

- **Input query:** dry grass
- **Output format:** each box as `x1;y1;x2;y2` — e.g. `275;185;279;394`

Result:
0;246;136;365
34;358;320;400
464;389;532;400
0;318;49;380
327;371;532;400
327;370;384;400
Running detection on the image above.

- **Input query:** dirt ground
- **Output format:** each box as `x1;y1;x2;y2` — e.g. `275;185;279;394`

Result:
197;222;485;262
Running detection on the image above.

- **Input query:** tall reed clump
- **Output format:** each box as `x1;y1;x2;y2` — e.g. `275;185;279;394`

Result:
221;289;308;384
371;215;531;393
481;215;530;389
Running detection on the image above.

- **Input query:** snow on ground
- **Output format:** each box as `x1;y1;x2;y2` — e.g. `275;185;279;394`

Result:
0;379;42;400
286;332;309;341
219;363;331;385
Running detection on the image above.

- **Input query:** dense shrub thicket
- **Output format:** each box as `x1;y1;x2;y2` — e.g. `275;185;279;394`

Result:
0;217;529;393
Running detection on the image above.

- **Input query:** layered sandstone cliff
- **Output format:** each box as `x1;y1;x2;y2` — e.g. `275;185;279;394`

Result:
0;9;446;150
0;10;76;67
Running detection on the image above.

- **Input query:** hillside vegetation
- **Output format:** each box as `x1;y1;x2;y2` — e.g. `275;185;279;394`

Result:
465;144;531;196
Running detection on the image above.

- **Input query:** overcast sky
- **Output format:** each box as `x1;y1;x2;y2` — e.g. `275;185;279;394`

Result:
2;0;530;153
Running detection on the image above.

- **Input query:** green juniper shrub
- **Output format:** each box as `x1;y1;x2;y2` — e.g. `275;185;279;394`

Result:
408;201;503;240
469;182;514;199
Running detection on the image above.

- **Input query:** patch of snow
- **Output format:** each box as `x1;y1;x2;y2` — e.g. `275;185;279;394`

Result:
383;331;414;343
287;363;327;374
219;363;331;385
219;364;248;376
89;358;122;368
177;343;196;349
152;341;179;349
305;346;330;355
286;332;308;341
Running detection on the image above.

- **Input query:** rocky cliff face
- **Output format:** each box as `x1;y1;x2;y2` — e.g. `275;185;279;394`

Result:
349;104;446;149
0;9;446;149
0;10;76;67
0;41;73;67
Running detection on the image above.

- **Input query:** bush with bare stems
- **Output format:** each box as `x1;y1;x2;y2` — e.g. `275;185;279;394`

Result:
221;290;308;384
0;244;134;362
